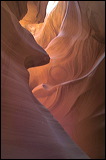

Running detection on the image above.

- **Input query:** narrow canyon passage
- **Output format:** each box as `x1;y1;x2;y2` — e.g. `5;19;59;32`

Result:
1;1;105;159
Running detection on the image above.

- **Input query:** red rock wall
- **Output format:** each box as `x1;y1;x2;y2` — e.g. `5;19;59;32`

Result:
1;1;89;159
27;1;105;159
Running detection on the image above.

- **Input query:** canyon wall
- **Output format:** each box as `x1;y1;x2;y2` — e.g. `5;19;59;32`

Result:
26;1;105;159
1;1;89;159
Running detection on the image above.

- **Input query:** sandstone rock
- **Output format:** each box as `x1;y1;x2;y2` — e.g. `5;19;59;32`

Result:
27;1;105;159
1;1;89;159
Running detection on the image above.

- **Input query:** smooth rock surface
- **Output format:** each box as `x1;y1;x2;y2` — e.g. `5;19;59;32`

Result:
27;1;105;159
1;1;89;159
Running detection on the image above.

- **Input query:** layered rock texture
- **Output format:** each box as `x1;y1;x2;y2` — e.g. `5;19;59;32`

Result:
1;1;105;159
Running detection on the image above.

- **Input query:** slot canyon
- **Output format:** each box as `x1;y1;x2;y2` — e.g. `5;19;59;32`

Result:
1;1;105;159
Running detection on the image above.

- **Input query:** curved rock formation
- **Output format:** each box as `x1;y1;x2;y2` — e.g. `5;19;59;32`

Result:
27;1;105;159
1;1;89;159
20;1;48;26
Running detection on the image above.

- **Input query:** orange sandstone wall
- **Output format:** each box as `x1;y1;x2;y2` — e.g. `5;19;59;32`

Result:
1;1;89;159
27;1;105;159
